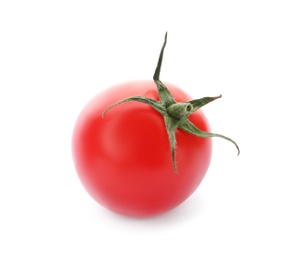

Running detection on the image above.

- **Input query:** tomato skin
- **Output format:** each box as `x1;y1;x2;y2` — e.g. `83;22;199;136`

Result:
72;80;212;217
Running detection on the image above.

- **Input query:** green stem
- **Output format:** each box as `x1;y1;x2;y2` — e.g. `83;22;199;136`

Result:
153;32;167;81
102;33;240;173
167;102;192;119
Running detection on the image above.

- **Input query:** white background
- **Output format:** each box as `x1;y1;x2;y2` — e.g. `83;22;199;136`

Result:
1;0;286;259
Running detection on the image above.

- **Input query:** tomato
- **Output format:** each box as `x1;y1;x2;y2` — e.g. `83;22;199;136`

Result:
72;80;212;217
72;33;239;217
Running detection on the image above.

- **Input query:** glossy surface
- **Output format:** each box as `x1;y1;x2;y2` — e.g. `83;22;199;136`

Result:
72;81;212;217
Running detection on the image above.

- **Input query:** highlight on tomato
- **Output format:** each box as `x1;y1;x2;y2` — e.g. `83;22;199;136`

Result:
72;33;239;218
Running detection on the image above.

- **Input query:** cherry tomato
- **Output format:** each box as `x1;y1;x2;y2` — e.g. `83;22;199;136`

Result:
72;80;212;217
72;33;239;217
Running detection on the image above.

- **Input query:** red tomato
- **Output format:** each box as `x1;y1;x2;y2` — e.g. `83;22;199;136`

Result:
72;80;212;217
72;33;239;217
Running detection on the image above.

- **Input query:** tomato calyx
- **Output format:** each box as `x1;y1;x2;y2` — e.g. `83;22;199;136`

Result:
103;32;240;173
